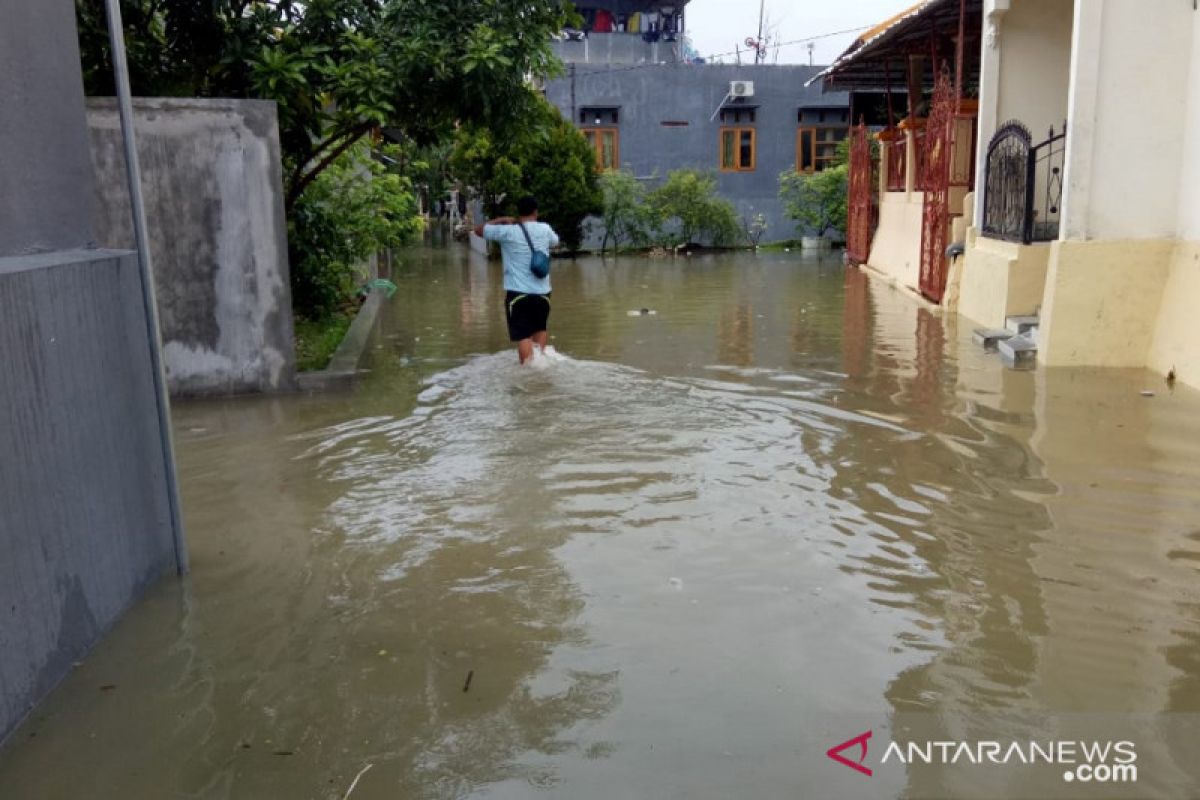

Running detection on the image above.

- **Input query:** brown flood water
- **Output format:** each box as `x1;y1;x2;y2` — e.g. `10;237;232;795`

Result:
4;245;1200;799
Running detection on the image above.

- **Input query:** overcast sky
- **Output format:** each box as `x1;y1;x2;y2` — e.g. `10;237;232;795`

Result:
684;0;913;65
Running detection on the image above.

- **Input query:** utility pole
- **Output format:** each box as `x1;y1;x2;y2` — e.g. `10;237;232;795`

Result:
756;0;766;64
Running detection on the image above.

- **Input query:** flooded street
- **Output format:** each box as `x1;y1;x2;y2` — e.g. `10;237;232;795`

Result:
4;245;1200;799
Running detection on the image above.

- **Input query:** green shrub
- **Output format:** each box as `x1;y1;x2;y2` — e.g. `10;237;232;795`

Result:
450;92;601;253
598;169;653;253
779;166;849;239
289;142;423;318
647;170;742;248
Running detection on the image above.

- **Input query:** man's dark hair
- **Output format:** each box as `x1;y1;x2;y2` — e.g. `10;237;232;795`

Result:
517;196;538;217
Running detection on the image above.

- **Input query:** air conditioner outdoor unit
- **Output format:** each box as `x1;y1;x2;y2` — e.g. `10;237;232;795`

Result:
730;80;755;98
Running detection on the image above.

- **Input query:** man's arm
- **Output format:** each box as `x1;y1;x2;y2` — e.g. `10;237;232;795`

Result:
474;216;516;239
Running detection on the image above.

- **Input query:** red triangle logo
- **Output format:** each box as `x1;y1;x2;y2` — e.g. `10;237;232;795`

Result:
827;730;873;777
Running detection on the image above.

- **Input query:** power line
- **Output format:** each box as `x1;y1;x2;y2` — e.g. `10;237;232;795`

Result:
560;25;871;78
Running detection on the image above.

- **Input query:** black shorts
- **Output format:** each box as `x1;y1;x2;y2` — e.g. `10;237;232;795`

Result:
505;291;551;342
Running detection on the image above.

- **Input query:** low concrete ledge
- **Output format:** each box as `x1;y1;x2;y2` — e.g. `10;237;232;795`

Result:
295;287;387;392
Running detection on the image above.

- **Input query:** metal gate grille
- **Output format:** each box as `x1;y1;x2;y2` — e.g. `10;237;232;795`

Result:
846;122;874;266
919;69;955;304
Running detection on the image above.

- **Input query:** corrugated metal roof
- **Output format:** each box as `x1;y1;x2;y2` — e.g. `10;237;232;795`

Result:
806;0;981;91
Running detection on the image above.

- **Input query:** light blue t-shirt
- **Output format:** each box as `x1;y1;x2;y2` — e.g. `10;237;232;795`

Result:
483;221;560;294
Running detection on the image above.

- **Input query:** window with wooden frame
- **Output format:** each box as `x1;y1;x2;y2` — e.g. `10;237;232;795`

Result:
796;126;848;173
582;127;620;171
720;127;756;172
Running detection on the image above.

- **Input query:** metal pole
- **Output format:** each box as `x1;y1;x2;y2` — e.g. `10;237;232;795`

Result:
103;0;188;575
954;0;967;110
756;0;766;64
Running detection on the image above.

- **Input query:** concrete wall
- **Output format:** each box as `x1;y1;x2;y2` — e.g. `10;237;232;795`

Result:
957;236;1051;327
1062;0;1193;241
0;250;177;744
996;0;1073;140
0;0;95;254
553;33;684;65
1177;8;1200;243
0;0;180;748
1039;239;1175;367
543;64;850;244
867;191;925;294
1148;10;1200;384
87;98;296;396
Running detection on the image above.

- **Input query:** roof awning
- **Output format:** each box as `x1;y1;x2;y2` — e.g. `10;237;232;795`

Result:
808;0;983;92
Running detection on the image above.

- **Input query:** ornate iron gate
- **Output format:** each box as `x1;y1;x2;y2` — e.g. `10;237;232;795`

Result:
846;121;874;266
918;69;955;303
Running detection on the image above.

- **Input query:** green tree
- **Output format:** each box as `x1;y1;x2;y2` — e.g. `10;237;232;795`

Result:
779;166;849;239
646;170;742;248
450;94;600;253
289;142;424;316
597;170;652;254
74;0;579;211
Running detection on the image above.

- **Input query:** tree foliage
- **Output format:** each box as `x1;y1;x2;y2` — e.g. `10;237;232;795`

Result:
646;170;742;248
597;170;653;254
779;167;849;239
289;142;423;317
450;93;601;253
74;0;579;210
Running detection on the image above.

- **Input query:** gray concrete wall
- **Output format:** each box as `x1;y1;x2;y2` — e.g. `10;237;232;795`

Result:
544;64;850;245
87;98;296;396
552;33;685;65
0;0;96;254
0;249;176;745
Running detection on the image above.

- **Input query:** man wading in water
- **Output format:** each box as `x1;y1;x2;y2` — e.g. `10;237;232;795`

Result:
475;196;560;364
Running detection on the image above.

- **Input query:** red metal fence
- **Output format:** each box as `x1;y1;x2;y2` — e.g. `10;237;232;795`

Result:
918;70;955;303
885;135;906;192
846;122;875;266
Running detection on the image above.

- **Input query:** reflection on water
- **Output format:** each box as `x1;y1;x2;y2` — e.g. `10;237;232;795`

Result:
3;247;1200;799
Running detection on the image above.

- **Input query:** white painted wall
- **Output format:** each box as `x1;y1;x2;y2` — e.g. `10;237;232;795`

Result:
997;0;1073;139
1062;0;1194;241
973;0;1073;228
1177;8;1200;241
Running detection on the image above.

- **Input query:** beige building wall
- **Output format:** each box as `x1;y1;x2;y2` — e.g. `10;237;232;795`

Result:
1061;0;1192;241
1148;9;1200;384
1038;0;1197;380
957;0;1072;329
995;0;1073;139
957;236;1050;327
866;191;924;295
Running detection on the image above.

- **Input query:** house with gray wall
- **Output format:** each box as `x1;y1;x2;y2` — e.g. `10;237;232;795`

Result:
544;63;851;245
540;1;850;245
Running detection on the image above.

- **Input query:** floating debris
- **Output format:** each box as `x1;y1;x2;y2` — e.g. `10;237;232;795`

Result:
463;670;474;693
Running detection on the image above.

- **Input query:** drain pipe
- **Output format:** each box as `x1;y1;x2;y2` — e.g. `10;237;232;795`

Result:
103;0;188;575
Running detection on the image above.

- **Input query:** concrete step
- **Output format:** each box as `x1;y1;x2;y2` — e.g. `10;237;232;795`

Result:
973;328;1015;351
998;334;1038;369
1006;315;1040;336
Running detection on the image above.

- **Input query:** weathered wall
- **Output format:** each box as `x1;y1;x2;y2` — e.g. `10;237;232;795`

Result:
0;250;176;744
87;98;296;396
544;64;850;244
0;0;95;254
